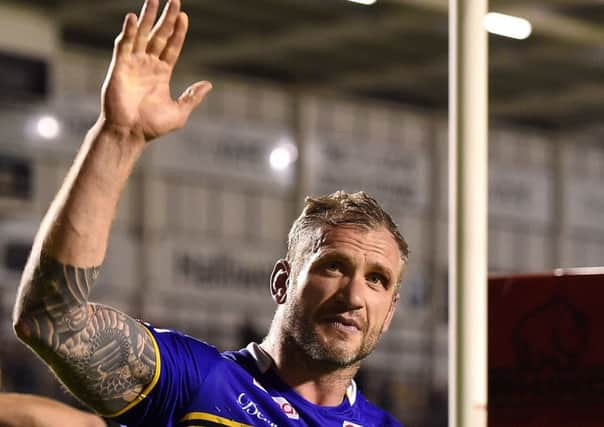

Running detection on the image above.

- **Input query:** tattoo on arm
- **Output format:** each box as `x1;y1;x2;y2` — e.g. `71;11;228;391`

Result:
16;254;156;415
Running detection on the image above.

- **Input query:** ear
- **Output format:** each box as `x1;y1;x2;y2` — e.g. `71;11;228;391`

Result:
270;259;290;305
381;292;400;333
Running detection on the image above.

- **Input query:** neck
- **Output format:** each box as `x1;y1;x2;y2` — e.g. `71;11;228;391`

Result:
260;333;359;407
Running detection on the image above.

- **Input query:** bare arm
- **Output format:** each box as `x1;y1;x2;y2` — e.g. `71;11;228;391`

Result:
0;393;105;427
12;0;211;416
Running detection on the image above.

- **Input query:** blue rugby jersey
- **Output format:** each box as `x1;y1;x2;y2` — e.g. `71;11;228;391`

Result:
112;325;403;427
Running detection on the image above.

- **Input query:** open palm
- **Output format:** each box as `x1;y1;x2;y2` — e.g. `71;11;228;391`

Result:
101;0;211;141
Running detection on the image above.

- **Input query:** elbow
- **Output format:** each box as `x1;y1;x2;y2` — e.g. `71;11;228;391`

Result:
13;314;33;343
13;276;33;342
12;299;27;340
12;278;40;343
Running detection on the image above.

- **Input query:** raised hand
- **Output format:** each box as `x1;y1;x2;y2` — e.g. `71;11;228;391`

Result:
101;0;211;141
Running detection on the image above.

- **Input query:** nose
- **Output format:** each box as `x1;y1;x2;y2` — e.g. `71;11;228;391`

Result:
337;272;365;310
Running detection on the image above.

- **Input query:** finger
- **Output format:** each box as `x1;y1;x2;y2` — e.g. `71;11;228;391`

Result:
160;12;188;66
133;0;160;53
114;13;138;58
178;81;213;117
147;0;181;57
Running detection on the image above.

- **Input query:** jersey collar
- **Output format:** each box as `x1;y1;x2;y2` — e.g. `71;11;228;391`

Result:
245;342;358;406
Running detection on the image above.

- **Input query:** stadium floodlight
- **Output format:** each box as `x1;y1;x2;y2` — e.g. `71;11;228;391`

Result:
36;115;61;140
484;12;532;40
269;140;298;171
347;0;377;5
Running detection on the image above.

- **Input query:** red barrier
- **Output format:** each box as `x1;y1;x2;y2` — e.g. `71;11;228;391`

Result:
489;269;604;427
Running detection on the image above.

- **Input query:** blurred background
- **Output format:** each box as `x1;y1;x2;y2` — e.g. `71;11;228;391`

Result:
0;0;603;425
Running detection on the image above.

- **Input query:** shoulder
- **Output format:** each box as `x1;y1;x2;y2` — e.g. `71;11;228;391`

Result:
142;325;256;377
142;324;227;382
145;324;221;358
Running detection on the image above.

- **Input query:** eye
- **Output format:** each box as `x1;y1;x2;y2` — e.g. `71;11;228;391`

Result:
313;259;345;277
367;272;387;287
325;261;342;273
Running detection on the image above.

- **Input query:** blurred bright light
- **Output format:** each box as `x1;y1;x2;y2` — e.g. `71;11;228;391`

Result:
36;115;61;139
484;12;532;40
347;0;377;5
269;141;298;171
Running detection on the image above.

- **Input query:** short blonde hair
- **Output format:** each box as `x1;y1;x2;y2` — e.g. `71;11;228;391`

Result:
286;191;409;277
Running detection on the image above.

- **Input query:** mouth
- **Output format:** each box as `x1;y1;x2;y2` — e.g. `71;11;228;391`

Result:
321;315;363;333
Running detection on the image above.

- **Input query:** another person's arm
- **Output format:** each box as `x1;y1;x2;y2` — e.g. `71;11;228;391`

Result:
0;393;105;427
12;0;211;416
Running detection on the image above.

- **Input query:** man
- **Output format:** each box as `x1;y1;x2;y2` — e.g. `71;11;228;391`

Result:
12;0;408;425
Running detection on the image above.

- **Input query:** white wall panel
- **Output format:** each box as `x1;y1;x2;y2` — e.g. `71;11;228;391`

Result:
189;185;211;234
490;129;517;163
300;97;316;136
331;101;358;134
584;241;604;267
258;196;289;244
565;178;604;232
149;237;277;294
163;179;180;231
259;86;291;125
90;230;138;311
489;165;552;225
398;216;428;260
32;160;53;215
0;4;58;58
34;159;70;215
564;140;584;177
524;232;550;272
527;134;549;166
397;261;432;323
84;54;111;97
178;183;202;234
306;128;431;219
0;109;32;147
221;190;247;239
221;81;252;120
488;228;503;272
54;50;90;97
584;143;604;178
36;97;102;148
367;106;391;143
0;219;37;285
561;238;604;269
559;237;594;268
488;227;519;273
145;175;168;231
489;130;553;226
562;134;604;235
152;118;293;190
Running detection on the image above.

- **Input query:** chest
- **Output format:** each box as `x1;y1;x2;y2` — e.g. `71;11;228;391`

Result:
176;367;363;427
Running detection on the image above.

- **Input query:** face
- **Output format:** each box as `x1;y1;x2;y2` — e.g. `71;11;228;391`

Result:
276;225;402;367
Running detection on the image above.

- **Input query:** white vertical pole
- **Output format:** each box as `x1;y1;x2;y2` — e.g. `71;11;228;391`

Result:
291;92;309;216
449;0;488;426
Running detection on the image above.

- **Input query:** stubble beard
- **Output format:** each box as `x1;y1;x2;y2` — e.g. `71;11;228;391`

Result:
281;299;381;368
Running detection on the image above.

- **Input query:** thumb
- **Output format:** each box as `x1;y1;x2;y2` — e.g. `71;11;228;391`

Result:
178;81;213;115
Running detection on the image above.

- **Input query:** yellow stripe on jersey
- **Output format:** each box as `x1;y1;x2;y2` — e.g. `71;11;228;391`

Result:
106;324;162;417
179;412;253;427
